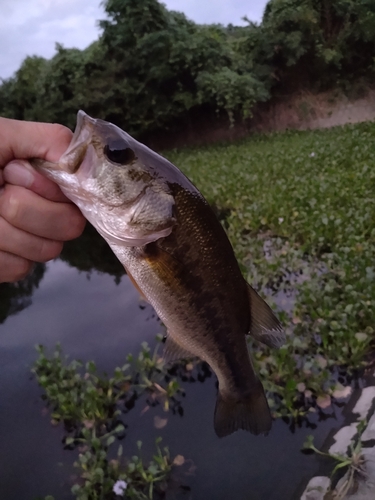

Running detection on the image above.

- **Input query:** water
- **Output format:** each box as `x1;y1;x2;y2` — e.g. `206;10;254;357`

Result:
0;227;349;500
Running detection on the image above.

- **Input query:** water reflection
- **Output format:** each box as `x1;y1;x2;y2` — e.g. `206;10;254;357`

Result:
0;242;162;499
59;222;125;281
0;226;355;500
0;223;124;326
0;263;45;324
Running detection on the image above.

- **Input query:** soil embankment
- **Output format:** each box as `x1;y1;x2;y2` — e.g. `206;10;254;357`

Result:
148;88;375;150
252;88;375;133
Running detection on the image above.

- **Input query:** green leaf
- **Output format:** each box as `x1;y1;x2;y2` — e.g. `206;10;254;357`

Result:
107;435;116;447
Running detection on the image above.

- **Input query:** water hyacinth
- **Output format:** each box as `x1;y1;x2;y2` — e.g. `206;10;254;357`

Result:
167;121;375;417
29;120;375;499
32;343;183;499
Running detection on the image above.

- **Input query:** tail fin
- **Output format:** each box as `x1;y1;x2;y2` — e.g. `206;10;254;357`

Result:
214;380;272;438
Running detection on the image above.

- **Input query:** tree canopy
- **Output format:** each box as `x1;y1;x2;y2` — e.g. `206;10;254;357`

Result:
1;0;374;136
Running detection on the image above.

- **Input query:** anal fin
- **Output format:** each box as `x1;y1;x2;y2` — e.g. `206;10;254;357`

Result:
247;284;285;349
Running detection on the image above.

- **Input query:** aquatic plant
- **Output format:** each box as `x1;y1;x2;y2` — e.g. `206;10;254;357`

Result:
32;120;375;497
303;420;368;499
167;121;375;417
32;342;190;499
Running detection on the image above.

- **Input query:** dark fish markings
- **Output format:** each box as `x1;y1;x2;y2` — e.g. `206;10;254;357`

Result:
31;111;285;437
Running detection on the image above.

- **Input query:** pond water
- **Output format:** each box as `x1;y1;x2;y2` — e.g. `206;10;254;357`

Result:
0;226;351;500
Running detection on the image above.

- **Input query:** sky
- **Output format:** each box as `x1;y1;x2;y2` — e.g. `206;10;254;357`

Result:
0;0;269;80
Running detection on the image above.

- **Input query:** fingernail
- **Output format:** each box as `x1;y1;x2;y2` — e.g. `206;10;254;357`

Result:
4;161;35;188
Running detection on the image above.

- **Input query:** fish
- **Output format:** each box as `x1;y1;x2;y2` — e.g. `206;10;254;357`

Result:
31;110;285;437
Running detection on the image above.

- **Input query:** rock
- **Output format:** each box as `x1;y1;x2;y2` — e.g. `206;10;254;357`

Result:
300;476;331;500
329;423;359;456
332;447;375;499
353;387;375;420
361;413;375;443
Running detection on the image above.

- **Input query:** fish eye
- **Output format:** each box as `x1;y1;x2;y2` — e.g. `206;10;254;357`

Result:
104;144;136;165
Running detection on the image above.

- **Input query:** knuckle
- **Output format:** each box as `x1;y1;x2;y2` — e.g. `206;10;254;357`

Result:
0;251;31;283
64;209;86;240
38;239;63;262
13;259;33;282
0;187;21;224
50;124;72;144
0;257;33;283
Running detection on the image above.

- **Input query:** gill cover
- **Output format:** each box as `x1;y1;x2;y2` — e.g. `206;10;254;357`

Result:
33;111;176;247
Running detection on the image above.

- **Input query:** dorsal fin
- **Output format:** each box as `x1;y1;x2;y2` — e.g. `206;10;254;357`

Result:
163;334;196;364
247;284;285;349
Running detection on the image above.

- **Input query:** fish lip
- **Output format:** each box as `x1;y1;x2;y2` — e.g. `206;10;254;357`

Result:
59;110;95;173
75;110;96;136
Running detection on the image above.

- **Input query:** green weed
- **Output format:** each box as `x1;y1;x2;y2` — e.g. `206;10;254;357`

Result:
33;121;375;496
303;420;368;499
167;121;375;416
32;343;190;499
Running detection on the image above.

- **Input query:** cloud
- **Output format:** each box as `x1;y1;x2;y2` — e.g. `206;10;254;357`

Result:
0;0;268;80
0;0;104;79
164;0;266;25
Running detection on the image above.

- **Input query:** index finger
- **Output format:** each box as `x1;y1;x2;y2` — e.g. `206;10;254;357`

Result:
0;118;72;167
4;160;70;202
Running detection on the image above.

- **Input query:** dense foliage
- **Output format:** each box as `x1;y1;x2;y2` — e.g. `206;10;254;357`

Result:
167;120;375;416
33;342;190;499
1;0;374;135
241;0;375;90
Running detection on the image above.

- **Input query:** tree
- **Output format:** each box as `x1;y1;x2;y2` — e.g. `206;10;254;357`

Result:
240;0;375;91
0;56;48;120
98;0;267;133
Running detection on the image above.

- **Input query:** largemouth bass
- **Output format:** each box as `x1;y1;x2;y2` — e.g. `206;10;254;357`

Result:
32;111;285;437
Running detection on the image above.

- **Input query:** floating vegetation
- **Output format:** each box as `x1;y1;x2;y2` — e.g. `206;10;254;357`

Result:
32;120;375;497
32;342;195;499
167;121;375;417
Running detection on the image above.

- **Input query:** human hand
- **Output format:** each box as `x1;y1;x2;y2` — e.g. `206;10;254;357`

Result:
0;118;86;283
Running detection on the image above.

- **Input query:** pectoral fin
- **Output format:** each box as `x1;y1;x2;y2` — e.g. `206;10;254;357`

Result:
247;284;285;348
163;334;196;364
124;266;147;301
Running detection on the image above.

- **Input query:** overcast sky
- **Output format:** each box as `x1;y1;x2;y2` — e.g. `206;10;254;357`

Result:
0;0;268;80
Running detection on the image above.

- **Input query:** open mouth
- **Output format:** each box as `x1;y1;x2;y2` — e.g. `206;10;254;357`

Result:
59;111;96;173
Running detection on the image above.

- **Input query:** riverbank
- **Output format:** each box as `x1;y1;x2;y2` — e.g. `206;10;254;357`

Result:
301;381;375;500
146;87;375;150
251;87;375;133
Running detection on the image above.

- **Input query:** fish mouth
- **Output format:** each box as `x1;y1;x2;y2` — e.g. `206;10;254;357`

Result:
58;110;95;174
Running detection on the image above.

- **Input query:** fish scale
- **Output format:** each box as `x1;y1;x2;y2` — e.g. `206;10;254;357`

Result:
31;110;285;437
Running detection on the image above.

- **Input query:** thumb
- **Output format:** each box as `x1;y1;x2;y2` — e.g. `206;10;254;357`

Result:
4;160;70;202
0;118;72;167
